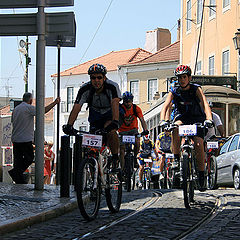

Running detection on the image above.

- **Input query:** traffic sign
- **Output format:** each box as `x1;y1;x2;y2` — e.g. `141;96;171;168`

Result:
0;12;76;37
0;0;74;8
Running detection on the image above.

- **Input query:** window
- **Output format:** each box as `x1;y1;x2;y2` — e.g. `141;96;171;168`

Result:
196;61;202;75
223;0;230;8
197;0;203;24
148;79;158;101
222;50;229;75
186;0;192;31
209;0;216;17
67;87;74;112
209;56;215;75
219;139;231;155
228;135;240;152
130;80;139;103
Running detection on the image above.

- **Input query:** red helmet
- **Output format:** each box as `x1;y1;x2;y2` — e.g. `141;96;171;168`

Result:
175;65;192;77
143;134;150;141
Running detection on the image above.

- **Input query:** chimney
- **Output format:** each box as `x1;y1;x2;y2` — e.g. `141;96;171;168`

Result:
144;28;171;53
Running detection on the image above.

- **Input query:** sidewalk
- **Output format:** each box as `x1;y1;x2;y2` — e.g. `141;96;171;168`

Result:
0;183;77;235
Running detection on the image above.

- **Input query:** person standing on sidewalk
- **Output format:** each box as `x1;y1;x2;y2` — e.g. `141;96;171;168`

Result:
44;141;55;184
9;92;60;184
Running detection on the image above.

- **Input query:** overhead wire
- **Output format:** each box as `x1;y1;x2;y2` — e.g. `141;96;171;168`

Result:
62;0;114;89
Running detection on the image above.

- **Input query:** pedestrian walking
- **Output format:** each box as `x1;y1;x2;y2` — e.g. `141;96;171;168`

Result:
8;92;60;184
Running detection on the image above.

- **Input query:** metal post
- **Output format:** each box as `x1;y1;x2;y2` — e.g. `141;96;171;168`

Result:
35;0;46;190
56;40;61;184
60;135;70;197
73;135;82;189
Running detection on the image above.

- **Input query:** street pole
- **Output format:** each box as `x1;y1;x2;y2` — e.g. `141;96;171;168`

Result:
56;39;61;185
25;36;29;92
35;0;46;190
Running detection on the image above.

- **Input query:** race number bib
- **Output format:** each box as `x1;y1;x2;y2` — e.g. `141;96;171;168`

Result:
122;135;135;143
165;153;174;159
82;134;103;148
143;158;152;163
179;125;197;136
207;141;219;149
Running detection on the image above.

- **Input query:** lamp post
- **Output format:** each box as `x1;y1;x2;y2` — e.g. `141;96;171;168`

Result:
233;29;240;55
233;29;240;91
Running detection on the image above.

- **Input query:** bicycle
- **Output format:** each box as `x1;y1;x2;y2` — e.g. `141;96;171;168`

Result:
166;123;207;209
163;153;177;189
120;133;140;192
72;128;122;221
205;138;218;189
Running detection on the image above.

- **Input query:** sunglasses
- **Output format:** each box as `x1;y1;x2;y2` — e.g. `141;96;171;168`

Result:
90;76;103;80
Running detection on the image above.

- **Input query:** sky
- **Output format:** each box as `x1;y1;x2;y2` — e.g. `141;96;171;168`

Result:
0;0;181;98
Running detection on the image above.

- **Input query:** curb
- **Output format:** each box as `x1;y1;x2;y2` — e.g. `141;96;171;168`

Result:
0;198;78;235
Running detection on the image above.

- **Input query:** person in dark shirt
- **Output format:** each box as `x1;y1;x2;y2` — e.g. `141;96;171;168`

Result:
63;63;121;169
160;65;213;191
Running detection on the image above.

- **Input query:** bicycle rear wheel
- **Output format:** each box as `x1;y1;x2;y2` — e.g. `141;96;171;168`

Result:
207;156;217;190
105;166;122;213
182;151;194;209
76;158;101;221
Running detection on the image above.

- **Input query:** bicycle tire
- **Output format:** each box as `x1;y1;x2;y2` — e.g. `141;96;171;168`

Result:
167;166;174;189
208;156;217;190
76;157;101;221
182;151;194;209
105;166;122;213
125;155;132;192
132;168;137;190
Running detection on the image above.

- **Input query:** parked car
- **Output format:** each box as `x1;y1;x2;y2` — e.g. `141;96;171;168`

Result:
213;133;240;189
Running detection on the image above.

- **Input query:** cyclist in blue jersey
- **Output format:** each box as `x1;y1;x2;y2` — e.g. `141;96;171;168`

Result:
137;134;158;188
160;65;213;191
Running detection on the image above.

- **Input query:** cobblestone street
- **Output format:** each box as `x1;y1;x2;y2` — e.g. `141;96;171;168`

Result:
3;188;236;240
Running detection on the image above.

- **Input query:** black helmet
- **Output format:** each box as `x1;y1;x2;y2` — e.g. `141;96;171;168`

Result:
88;63;107;75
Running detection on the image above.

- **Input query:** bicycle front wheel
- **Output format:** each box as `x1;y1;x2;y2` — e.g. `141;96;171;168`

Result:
182;151;194;209
76;158;101;221
105;168;122;213
125;155;132;192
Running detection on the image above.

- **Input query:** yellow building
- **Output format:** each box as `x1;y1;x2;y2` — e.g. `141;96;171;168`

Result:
181;0;240;79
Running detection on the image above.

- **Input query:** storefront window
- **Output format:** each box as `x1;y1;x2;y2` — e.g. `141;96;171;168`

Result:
228;104;240;136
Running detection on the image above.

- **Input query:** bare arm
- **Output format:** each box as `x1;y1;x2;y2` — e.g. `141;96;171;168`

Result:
111;98;120;121
139;117;148;131
67;103;83;125
45;97;60;113
160;92;174;121
196;88;212;120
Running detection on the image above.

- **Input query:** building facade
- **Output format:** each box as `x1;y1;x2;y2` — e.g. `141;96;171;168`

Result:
181;0;240;82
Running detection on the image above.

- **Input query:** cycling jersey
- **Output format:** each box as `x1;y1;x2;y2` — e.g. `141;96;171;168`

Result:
140;140;155;155
118;104;143;132
156;132;171;152
75;78;121;124
171;83;206;124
